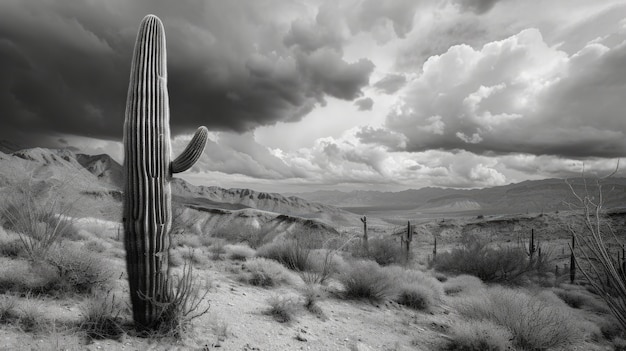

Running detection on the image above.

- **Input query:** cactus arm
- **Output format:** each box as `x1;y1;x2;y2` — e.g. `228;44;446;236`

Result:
171;126;209;174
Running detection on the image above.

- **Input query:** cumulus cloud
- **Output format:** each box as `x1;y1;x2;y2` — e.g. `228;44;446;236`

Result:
386;28;626;158
354;97;374;111
452;0;502;14
0;0;375;141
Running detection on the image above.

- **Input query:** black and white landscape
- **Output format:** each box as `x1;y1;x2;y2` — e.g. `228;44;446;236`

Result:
1;1;626;350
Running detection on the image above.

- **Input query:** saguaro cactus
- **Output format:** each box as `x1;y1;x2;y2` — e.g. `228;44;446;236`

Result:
123;14;208;330
360;216;368;253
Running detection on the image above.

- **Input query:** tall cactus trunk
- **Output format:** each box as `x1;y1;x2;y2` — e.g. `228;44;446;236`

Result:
123;14;208;330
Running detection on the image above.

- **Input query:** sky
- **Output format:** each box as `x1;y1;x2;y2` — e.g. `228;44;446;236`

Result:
1;0;625;193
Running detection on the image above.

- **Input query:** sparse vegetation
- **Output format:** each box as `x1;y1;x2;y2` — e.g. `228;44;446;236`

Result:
265;295;299;323
78;291;126;340
241;258;301;287
256;238;312;271
353;237;404;266
440;319;514;351
455;286;585;350
339;260;393;301
225;243;256;261
433;234;552;284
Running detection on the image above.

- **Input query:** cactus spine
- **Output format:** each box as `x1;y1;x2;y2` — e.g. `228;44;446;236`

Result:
123;14;208;330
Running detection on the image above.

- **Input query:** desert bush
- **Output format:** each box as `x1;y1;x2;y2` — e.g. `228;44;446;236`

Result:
456;286;584;350
174;234;202;249
241;258;301;287
300;249;345;285
140;262;210;338
78;291;126;340
443;275;485;296
213;223;265;248
1;190;77;258
256;239;311;272
16;300;50;333
0;237;25;258
338;260;393;301
265;295;300;323
395;284;436;311
0;294;19;324
353;237;404;266
433;235;551;284
440;319;514;351
180;248;208;266
207;238;227;260
84;240;108;253
41;245;113;296
224;243;256;261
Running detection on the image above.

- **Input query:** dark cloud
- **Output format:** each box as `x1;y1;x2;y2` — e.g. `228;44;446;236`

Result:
452;0;502;14
373;74;406;94
354;97;374;111
0;0;374;141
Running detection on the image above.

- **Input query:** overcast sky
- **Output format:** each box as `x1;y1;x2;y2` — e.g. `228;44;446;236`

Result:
1;0;625;192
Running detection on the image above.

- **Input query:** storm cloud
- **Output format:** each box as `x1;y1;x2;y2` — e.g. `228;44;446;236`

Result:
0;0;375;141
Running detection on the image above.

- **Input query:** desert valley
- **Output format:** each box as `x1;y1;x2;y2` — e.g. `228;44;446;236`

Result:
0;144;625;350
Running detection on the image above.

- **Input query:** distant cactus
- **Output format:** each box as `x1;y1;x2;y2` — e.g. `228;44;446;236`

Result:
360;216;368;253
122;14;208;330
403;221;413;263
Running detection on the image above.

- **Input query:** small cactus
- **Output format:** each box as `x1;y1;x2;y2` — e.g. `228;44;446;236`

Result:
570;233;576;284
122;14;208;330
360;216;368;253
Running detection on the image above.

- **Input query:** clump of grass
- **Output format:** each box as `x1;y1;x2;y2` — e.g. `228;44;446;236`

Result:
382;266;443;311
455;286;586;350
241;258;301;287
442;274;485;296
0;294;19;324
16;300;51;333
78;291;127;341
180;248;208;266
440;319;514;351
301;285;326;319
140;262;210;338
265;295;299;323
0;183;77;259
224;243;256;261
300;249;345;285
84;240;108;253
42;244;113;296
358;238;405;266
0;237;25;258
338;260;393;301
208;238;227;260
256;239;311;272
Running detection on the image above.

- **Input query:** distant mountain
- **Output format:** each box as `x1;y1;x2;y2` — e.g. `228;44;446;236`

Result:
289;178;626;216
75;153;124;188
0;147;362;239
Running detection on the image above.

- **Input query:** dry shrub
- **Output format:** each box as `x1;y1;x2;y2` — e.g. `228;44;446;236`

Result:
207;238;227;260
441;319;514;351
301;284;326;319
79;291;127;340
433;235;551;285
180;248;208;266
553;286;609;313
353;237;404;266
442;275;485;296
242;258;301;287
256;239;311;272
140;262;210;338
224;243;256;261
174;234;202;249
300;249;345;285
456;286;585;350
43;245;113;296
0;294;19;324
0;182;78;259
338;260;394;301
84;239;108;253
383;266;443;310
265;295;300;323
